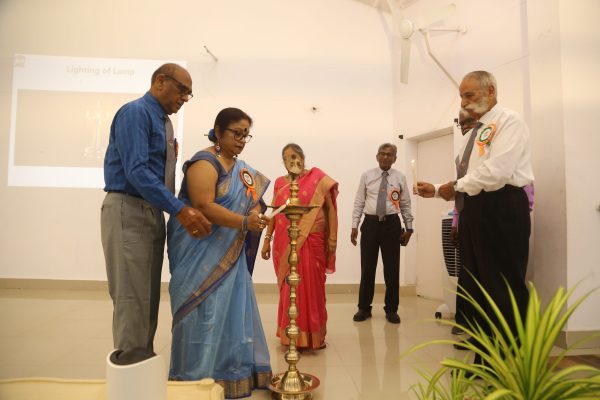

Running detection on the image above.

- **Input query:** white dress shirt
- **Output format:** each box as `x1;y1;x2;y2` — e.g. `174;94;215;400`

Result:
352;167;414;229
436;104;534;196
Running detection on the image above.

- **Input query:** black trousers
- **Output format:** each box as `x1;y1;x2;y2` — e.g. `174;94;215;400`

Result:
457;185;530;338
358;214;402;313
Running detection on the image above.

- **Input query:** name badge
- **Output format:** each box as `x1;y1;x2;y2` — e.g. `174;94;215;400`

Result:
389;188;401;210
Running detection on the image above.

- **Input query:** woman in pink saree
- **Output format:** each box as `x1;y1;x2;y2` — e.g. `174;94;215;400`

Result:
261;143;338;350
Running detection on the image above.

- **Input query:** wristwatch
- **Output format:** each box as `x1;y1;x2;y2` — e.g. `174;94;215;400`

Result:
406;228;414;233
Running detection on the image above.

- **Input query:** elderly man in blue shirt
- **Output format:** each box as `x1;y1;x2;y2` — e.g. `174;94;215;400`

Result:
101;63;211;354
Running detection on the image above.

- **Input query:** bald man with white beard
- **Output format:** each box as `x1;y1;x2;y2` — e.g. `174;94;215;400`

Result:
416;71;534;373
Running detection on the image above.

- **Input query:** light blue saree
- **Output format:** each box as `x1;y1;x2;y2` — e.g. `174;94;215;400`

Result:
167;151;271;398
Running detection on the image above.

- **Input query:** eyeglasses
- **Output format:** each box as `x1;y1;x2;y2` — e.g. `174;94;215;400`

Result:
225;128;252;143
164;75;193;98
378;151;395;158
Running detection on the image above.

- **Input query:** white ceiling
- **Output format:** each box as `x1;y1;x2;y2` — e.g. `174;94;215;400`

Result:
351;0;419;13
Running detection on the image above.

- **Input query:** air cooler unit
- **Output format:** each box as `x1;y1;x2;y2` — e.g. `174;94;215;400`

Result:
434;210;461;319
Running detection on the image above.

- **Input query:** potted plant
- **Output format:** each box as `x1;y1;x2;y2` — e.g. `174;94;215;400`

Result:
409;281;600;399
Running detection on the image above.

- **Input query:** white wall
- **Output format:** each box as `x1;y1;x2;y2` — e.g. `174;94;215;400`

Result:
527;0;600;331
388;0;527;296
0;0;395;284
1;0;599;335
414;133;454;300
560;0;600;330
394;0;600;328
387;0;600;323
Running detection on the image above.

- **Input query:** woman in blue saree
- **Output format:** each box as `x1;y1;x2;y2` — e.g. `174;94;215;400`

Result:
167;108;272;398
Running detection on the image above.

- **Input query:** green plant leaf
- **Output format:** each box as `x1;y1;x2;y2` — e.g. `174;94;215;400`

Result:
409;280;600;400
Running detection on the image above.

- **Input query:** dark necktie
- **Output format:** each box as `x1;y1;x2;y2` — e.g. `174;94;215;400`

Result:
164;117;176;194
455;122;482;212
376;171;389;219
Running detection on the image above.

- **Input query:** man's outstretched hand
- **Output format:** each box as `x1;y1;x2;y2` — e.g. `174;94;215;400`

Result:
438;181;456;201
414;182;435;198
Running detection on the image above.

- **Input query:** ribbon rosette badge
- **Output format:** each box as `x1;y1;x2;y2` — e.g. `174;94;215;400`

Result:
240;168;257;201
389;189;401;210
476;123;496;156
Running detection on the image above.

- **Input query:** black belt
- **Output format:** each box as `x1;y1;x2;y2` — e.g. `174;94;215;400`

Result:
466;184;524;198
107;190;142;199
364;214;397;222
498;184;522;192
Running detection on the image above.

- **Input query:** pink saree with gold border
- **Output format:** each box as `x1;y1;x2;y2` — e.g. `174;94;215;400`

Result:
271;167;338;349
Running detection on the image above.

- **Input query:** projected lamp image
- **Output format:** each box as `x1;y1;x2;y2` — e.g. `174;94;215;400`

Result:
8;54;186;188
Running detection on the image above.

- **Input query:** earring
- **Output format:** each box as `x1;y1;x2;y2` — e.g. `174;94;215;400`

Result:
215;142;221;157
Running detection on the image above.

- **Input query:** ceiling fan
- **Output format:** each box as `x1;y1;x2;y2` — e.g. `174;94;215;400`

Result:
384;1;467;86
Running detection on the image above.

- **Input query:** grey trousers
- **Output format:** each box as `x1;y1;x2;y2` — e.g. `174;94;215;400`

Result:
101;192;166;352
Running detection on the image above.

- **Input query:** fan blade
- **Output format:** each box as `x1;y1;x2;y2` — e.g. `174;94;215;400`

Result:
386;0;411;83
385;0;401;18
415;3;456;30
400;37;411;84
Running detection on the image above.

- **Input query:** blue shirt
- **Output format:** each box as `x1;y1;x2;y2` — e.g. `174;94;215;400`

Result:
103;92;184;215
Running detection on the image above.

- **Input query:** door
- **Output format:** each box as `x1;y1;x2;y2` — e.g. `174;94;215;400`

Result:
415;134;455;300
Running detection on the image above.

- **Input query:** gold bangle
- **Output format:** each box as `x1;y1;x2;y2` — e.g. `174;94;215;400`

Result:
264;234;272;241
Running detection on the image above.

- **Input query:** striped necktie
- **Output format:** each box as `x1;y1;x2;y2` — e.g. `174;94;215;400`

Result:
455;122;483;212
164;116;176;194
376;171;389;219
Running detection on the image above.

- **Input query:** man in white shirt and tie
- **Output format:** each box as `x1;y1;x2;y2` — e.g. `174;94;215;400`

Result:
416;70;534;370
351;143;414;324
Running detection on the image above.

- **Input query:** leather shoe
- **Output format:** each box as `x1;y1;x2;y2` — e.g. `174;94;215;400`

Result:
385;312;401;324
353;309;372;322
451;326;466;335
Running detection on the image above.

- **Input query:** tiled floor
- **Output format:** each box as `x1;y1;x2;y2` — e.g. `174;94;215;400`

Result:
0;287;580;399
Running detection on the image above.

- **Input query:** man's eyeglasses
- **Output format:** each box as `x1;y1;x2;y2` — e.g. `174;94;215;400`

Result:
164;75;193;98
225;128;252;143
378;151;395;158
